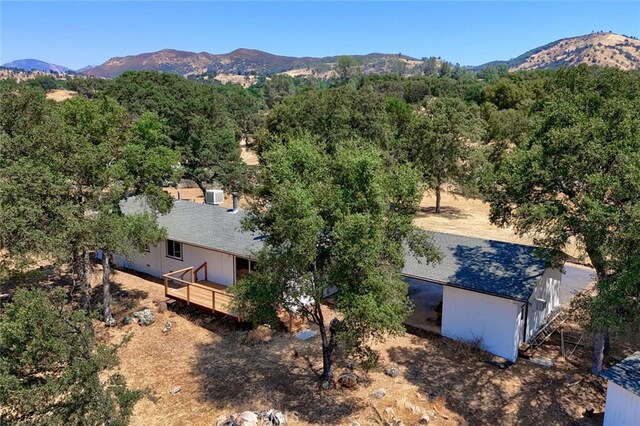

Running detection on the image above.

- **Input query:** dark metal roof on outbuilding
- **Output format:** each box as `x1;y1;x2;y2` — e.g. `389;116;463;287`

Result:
601;352;640;397
403;232;548;301
121;198;549;301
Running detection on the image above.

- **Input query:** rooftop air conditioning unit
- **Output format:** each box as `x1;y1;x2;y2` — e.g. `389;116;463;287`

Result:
205;189;224;205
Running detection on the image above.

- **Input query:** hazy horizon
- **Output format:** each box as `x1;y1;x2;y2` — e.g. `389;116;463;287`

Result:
2;1;639;69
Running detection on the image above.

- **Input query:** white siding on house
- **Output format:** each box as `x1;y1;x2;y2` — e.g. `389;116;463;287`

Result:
441;286;522;361
525;268;562;341
114;245;163;277
604;382;640;426
113;241;235;286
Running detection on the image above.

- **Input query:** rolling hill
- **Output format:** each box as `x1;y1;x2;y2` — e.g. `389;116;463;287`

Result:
84;48;424;79
2;59;71;73
479;32;640;71
4;32;639;81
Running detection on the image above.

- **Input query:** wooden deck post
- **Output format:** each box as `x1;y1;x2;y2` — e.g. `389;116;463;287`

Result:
164;277;168;296
211;291;216;313
187;285;190;305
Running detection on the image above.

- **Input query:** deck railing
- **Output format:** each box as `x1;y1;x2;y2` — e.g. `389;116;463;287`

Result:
162;262;238;319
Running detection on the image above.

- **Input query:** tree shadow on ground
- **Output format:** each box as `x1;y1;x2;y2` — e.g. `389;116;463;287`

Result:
91;280;149;315
387;331;606;425
419;205;469;219
190;328;363;424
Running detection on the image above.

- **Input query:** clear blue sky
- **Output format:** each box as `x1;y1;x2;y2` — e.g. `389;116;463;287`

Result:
1;1;638;69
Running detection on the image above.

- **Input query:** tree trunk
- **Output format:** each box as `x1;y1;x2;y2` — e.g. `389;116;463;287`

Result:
435;179;442;214
79;249;92;312
195;180;207;199
584;242;610;375
604;332;611;355
102;251;114;326
318;321;332;380
592;331;606;374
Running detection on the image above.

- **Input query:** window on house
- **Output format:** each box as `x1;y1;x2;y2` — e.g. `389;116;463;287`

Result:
166;240;182;260
235;256;253;282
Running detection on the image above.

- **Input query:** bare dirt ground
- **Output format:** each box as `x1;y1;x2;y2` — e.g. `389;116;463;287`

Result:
94;267;618;426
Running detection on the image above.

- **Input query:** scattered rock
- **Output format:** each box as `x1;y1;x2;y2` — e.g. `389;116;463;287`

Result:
216;416;239;426
162;320;175;333
384;364;401;378
104;317;116;327
122;315;133;325
246;325;273;344
403;401;422;415
235;411;259;426
371;388;386;399
321;380;333;390
419;412;430;424
170;386;181;395
529;357;554;368
261;409;286;426
156;301;168;313
338;371;358;388
132;308;155;326
216;410;285;426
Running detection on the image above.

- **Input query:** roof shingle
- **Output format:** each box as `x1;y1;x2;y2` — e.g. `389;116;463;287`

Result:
122;198;548;301
601;352;640;397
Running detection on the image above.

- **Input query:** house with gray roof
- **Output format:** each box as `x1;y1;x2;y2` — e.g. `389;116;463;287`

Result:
115;197;563;362
601;352;640;425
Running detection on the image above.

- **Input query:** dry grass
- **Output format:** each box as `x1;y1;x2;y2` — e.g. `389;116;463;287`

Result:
240;138;259;166
89;267;616;425
414;186;586;261
46;89;77;102
513;33;640;71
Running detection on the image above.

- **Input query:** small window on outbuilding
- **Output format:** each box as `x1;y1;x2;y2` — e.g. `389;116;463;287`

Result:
166;240;182;260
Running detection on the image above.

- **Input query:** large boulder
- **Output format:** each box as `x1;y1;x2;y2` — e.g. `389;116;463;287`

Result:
235;411;259;426
261;409;286;426
132;308;155;326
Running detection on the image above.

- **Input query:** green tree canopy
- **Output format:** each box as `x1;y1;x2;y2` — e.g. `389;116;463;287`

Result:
0;288;140;424
403;97;483;212
233;137;440;379
335;56;362;82
258;86;395;154
106;71;247;194
485;66;640;373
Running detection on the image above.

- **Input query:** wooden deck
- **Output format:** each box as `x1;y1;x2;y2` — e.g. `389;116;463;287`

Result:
163;263;238;319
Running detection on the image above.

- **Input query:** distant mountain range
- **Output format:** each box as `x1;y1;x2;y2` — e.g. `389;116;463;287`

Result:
2;59;71;73
81;48;423;79
3;32;639;80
